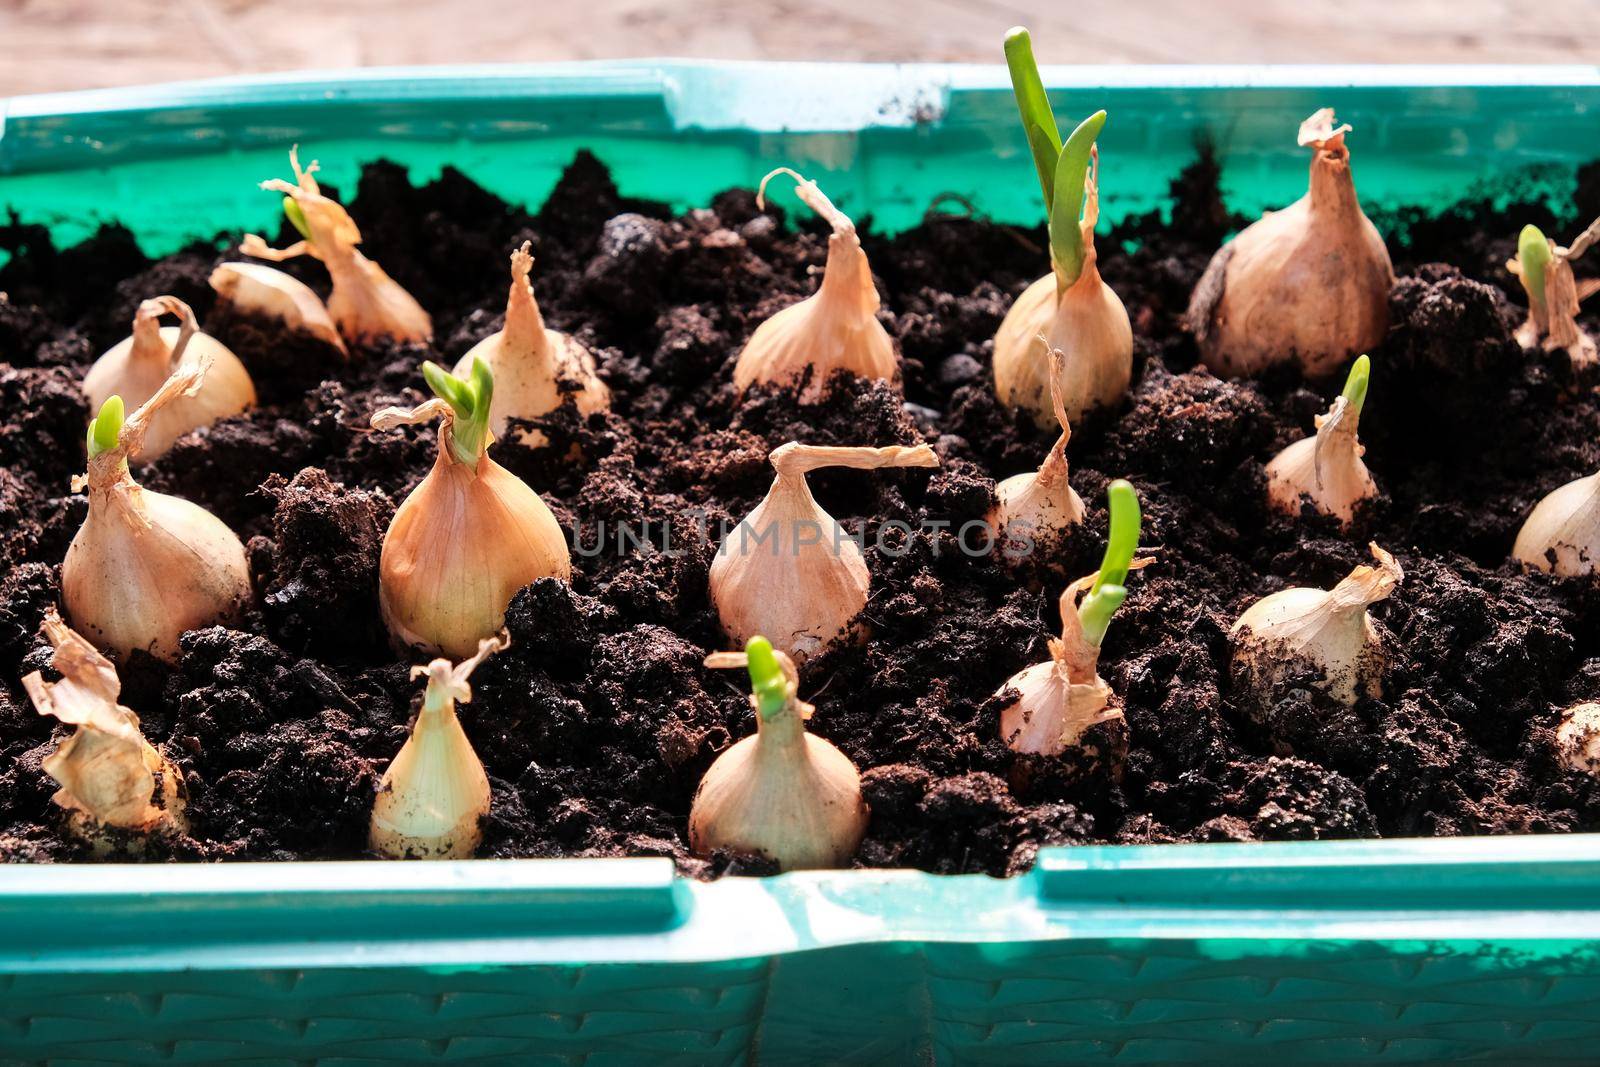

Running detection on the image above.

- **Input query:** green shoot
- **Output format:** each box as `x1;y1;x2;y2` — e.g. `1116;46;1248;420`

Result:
1519;223;1552;305
745;636;789;720
86;395;125;459
422;357;494;465
1003;27;1062;207
1340;354;1371;417
1002;26;1106;287
1049;111;1107;287
1079;479;1141;648
283;197;312;242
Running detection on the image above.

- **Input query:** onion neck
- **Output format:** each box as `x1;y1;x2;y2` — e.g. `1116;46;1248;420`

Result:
754;699;807;752
1308;145;1359;217
817;231;879;319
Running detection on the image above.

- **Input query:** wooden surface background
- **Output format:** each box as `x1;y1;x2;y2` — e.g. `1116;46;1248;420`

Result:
2;0;1593;97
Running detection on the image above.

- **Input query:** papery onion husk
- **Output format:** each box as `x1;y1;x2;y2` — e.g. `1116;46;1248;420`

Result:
242;147;432;345
1230;543;1401;710
1507;220;1600;367
987;343;1085;565
993;145;1132;427
209;261;347;355
1556;702;1600;777
82;296;256;461
1186;109;1394;379
452;241;610;445
372;365;571;659
1512;470;1600;576
370;633;504;860
63;358;253;663
689;638;868;871
1266;354;1376;524
22;609;187;850
709;441;938;664
732;168;898;402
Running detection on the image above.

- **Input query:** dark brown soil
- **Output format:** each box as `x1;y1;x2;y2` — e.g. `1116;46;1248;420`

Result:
3;150;1600;875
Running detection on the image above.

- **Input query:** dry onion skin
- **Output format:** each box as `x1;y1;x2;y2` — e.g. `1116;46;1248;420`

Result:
998;479;1146;772
209;261;347;356
1506;217;1600;367
370;633;506;860
992;28;1131;427
82;296;256;462
1186;109;1394;379
22;609;187;851
1230;543;1402;710
452;241;610;445
689;636;868;871
242;147;432;345
64;358;253;664
1511;469;1600;577
1266;354;1376;524
987;341;1085;565
709;441;939;664
372;358;571;659
732;168;898;402
1555;702;1600;777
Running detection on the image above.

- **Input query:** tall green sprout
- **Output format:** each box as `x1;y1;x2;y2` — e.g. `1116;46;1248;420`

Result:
1004;27;1106;289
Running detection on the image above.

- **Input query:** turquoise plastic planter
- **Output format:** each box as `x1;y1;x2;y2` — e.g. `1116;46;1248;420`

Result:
5;62;1600;1064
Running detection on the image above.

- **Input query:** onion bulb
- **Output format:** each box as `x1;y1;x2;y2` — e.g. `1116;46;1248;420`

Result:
732;168;897;402
1186;109;1394;379
988;341;1085;564
372;358;571;659
1231;543;1402;709
63;358;252;663
82;296;255;461
1506;219;1600;367
1266;354;1376;524
709;441;938;664
209;261;347;356
242;147;432;345
992;30;1131;427
370;632;506;860
1511;470;1600;576
1555;702;1600;777
22;609;187;850
999;479;1146;769
689;636;868;870
452;241;610;445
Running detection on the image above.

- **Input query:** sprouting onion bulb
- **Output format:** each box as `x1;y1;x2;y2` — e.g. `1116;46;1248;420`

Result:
209;261;347;355
1186;109;1394;379
732;168;898;402
1511;469;1600;577
1266;354;1376;524
372;358;571;658
690;636;868;871
1231;543;1402;709
82;296;256;462
63;359;253;664
241;147;432;345
370;632;506;860
22;609;187;848
1555;702;1600;777
709;441;939;664
998;479;1146;767
992;28;1131;427
452;241;610;445
1506;217;1600;366
988;341;1085;563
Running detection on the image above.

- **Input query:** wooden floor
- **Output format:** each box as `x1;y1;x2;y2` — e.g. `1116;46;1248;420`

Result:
2;0;1594;97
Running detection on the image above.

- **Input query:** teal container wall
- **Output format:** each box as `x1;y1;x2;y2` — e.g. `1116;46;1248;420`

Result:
5;63;1600;1063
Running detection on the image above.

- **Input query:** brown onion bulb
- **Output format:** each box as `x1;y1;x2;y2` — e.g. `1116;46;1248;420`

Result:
1186;109;1393;379
732;168;898;402
988;343;1085;564
1512;470;1600;577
